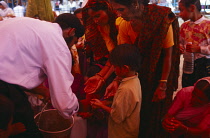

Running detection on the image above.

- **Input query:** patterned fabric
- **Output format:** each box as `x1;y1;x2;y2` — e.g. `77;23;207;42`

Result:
26;0;54;22
180;16;210;87
82;0;118;61
136;4;180;138
180;16;210;60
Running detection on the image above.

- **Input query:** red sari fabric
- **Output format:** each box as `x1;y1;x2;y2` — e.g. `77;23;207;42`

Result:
135;4;180;138
82;0;118;61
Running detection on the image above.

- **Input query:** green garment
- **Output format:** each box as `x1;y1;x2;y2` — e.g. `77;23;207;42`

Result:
26;0;54;22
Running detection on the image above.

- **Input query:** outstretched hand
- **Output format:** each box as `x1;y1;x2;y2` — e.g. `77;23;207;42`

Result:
104;80;119;99
84;75;104;94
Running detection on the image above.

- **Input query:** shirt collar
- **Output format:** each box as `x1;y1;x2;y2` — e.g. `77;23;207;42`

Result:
193;16;206;24
121;73;138;82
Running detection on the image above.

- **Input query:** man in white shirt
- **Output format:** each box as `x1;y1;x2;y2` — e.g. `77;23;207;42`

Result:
0;13;84;137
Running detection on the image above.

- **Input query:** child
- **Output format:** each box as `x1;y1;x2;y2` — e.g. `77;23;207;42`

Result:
91;44;142;138
179;0;210;87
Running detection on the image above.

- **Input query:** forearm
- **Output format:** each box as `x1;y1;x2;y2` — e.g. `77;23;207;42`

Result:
100;104;112;113
97;60;112;77
103;65;115;81
187;127;209;137
161;48;172;80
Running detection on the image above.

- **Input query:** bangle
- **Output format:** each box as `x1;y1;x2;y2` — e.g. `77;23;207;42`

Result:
159;80;167;83
96;73;106;84
100;77;106;84
96;73;103;78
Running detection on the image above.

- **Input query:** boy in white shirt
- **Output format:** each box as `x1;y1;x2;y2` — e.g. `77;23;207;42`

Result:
91;44;142;138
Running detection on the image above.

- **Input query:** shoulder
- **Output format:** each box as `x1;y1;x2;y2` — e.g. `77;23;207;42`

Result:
147;4;171;15
175;86;193;98
180;21;190;29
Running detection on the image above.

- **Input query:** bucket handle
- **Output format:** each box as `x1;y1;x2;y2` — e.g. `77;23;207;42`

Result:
36;103;48;127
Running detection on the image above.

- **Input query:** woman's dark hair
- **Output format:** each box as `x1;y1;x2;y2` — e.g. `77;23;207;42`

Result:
110;44;142;71
54;13;85;38
179;0;201;12
74;8;83;15
0;95;14;130
84;0;118;45
195;80;210;100
109;0;149;6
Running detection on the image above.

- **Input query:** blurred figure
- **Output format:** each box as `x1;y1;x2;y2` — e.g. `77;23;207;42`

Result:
26;0;54;22
0;1;15;18
13;3;25;17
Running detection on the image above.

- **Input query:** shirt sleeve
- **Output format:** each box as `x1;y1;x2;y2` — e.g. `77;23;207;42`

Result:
43;34;79;119
110;88;138;124
163;24;174;48
117;20;133;45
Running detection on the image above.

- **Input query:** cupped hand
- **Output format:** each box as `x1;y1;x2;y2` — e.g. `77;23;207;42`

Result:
84;75;104;94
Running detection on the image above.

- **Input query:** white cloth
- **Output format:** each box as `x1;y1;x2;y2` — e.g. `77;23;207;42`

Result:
109;75;142;138
13;5;25;17
0;7;14;17
0;1;14;17
0;17;78;119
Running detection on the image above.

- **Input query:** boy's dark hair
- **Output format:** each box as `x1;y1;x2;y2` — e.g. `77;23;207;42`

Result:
109;44;142;71
0;95;14;130
195;80;210;100
74;8;83;15
179;0;201;12
54;13;85;38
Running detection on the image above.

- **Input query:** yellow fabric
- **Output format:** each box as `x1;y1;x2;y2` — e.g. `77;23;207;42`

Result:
115;17;124;30
163;24;174;48
118;20;174;48
98;25;115;52
26;0;54;22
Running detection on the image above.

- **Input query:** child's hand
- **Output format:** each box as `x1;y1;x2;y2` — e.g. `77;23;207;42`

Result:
90;99;104;108
10;122;26;135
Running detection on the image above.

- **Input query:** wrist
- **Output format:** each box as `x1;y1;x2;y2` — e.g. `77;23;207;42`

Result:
96;73;106;84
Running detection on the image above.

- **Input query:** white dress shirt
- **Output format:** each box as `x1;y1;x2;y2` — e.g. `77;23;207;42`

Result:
0;17;78;119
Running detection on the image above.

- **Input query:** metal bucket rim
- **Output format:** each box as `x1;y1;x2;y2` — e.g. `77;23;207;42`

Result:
34;109;74;133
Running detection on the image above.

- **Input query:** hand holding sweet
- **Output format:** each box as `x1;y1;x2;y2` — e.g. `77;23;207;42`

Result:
90;99;104;109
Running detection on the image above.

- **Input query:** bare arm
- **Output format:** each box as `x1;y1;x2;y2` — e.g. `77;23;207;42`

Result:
152;47;173;102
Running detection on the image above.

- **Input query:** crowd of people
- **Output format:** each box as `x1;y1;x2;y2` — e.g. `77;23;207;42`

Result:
0;0;209;138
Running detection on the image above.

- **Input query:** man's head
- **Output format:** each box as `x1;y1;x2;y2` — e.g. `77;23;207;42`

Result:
54;13;85;46
191;78;210;107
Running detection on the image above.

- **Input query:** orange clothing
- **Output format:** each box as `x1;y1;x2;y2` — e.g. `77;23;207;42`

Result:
118;20;174;48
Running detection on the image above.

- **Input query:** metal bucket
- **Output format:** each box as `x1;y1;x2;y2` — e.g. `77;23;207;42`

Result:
34;109;74;138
